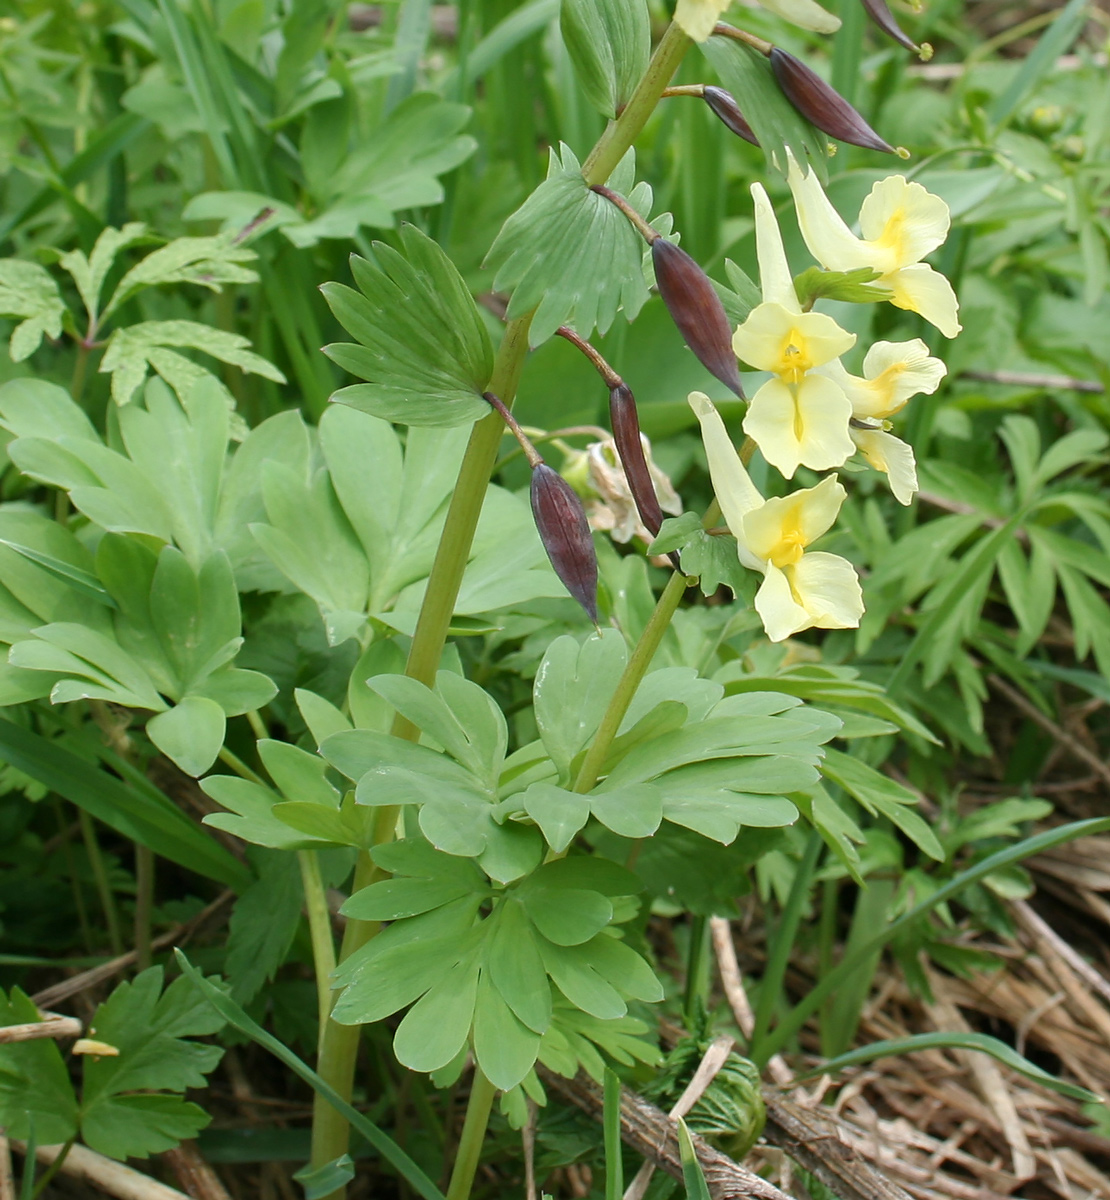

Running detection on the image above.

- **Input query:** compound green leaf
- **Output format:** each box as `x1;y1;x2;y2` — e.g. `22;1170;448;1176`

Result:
0;259;67;361
147;696;227;777
472;970;542;1091
487;900;552;1034
392;953;481;1073
0;987;79;1145
523;886;613;946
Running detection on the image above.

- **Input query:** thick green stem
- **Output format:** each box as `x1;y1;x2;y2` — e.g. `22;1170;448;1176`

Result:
306;24;695;1195
298;849;338;1057
445;1070;497;1200
309;850;381;1191
573;570;689;794
582;21;691;186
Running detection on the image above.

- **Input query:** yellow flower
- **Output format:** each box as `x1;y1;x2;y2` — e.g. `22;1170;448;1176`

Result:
674;0;730;41
689;391;864;641
787;163;962;339
674;0;838;40
733;184;856;480
818;339;945;505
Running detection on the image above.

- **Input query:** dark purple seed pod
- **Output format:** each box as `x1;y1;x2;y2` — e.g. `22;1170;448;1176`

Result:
651;239;744;399
531;463;599;624
769;47;896;154
860;0;920;53
703;86;760;147
609;383;664;537
608;383;683;569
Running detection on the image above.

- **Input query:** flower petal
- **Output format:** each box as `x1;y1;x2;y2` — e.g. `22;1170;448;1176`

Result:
755;563;813;642
821;337;946;419
733;304;856;376
883;263;962;338
858;176;950;268
851;426;919;504
687;391;764;565
741;473;846;564
751;183;800;312
787;157;876;273
787;551;864;629
757;0;841;32
742;375;854;479
674;0;730;41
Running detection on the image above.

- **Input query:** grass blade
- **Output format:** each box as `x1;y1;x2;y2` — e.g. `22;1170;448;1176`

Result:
988;0;1089;129
798;1032;1100;1103
603;1068;623;1200
0;718;251;890
755;816;1110;1062
176;951;447;1200
676;1118;711;1200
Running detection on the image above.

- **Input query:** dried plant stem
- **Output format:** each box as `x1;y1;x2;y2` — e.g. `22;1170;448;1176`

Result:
987;673;1110;788
709;916;794;1086
0;1133;12;1200
0;1012;82;1044
12;1140;189;1200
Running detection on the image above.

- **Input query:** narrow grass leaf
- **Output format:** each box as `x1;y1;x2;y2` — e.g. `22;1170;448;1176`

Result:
800;1033;1100;1103
176;953;446;1200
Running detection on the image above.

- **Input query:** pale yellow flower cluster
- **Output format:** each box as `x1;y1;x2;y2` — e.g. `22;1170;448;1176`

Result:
689;166;958;642
675;0;840;42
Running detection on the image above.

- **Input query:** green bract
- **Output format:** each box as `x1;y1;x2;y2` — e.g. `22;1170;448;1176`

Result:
560;0;651;119
485;146;658;344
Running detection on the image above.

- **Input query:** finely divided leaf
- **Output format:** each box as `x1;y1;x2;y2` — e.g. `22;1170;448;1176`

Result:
0;259;67;361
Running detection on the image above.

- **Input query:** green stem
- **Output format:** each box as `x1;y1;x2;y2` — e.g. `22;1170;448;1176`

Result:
572;570;688;794
30;1137;74;1200
749;830;822;1058
582;21;691;186
306;24;696;1195
298;850;338;1058
682;915;711;1026
309;849;382;1193
217;745;265;786
78;808;123;956
134;844;154;973
445;1070;497;1200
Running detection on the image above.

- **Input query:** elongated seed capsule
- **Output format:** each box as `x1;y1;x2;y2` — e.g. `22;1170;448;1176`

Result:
608;383;664;537
769;48;896;154
703;86;760;147
531;463;599;624
860;0;924;54
652;239;745;398
610;384;684;569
